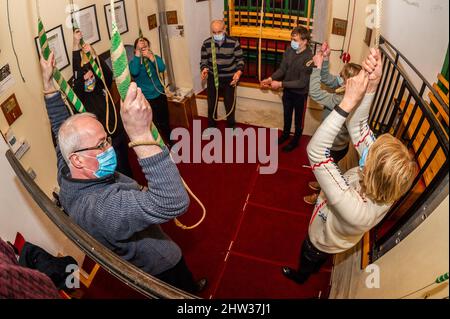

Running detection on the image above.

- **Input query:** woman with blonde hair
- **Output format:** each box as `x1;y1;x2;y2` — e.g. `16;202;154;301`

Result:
282;49;417;284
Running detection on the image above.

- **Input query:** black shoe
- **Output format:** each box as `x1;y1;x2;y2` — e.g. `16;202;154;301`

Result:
195;278;208;293
278;133;290;145
282;139;299;152
281;266;309;284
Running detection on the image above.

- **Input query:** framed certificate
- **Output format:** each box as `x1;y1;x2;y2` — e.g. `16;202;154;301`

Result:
104;0;129;39
72;4;101;45
35;25;70;71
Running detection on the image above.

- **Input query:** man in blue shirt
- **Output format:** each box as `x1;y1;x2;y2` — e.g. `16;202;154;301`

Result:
129;37;172;145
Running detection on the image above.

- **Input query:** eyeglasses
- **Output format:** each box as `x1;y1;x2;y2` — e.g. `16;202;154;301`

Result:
73;136;112;153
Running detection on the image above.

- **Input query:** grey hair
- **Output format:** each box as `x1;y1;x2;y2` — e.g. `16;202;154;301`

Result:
58;113;97;166
211;20;225;29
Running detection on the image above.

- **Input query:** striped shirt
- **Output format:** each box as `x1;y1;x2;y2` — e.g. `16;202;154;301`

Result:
200;36;245;78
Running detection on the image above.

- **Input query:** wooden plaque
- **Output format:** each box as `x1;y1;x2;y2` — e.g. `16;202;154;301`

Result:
364;27;373;46
1;94;22;126
332;18;348;36
148;14;157;30
166;10;178;25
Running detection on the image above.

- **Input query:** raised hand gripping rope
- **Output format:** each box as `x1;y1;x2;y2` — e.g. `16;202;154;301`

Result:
38;17;85;113
110;0;205;230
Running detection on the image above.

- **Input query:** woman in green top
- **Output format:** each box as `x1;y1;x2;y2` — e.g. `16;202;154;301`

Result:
129;37;171;145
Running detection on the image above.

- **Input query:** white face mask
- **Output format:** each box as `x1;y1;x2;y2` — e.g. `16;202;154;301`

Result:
213;33;225;42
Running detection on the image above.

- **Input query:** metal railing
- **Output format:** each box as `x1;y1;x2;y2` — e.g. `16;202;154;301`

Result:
369;36;449;261
6;150;197;299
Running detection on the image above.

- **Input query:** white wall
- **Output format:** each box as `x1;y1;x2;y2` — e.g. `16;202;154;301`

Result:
184;0;224;93
327;0;374;75
381;0;449;86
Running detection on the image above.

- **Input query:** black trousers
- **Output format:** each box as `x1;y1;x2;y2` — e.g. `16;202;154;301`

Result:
155;257;197;294
112;133;133;178
330;145;350;163
148;94;172;145
207;75;236;128
282;90;307;140
297;236;330;279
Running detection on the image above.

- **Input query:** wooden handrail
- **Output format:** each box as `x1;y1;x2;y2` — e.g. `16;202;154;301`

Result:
438;73;449;91
228;17;314;29
227;1;315;41
429;91;449;125
5;150;197;300
229;11;314;23
231;26;293;41
433;83;449;105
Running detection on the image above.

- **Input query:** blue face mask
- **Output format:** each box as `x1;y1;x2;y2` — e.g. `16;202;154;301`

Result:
213;33;225;42
359;147;370;170
84;76;96;92
92;147;117;178
337;76;345;87
291;40;300;51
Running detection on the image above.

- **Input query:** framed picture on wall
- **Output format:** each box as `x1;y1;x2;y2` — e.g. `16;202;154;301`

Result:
34;25;70;71
72;4;101;45
1;94;22;126
332;18;348;36
364;28;373;47
104;0;129;39
148;14;158;31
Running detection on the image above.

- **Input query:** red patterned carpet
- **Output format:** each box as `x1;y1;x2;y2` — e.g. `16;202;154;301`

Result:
82;118;332;299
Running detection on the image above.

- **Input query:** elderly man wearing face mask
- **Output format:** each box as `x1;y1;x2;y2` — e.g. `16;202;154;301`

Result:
41;52;207;295
200;20;245;135
72;29;132;178
261;26;314;153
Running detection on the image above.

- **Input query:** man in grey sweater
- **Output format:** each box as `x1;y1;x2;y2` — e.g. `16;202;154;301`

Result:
261;26;313;152
40;53;206;294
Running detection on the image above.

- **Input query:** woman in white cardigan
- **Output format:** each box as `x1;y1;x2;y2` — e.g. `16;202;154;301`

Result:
282;49;418;284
